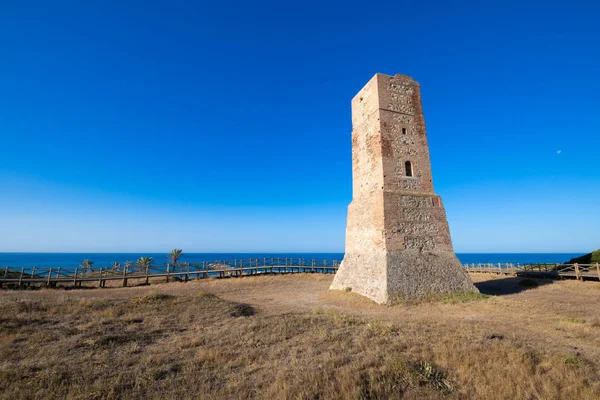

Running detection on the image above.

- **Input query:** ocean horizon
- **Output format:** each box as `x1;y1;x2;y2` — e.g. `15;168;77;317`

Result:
0;252;583;269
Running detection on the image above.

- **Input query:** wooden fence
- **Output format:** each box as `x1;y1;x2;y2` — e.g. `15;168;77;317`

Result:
464;262;600;281
0;258;340;289
1;259;598;289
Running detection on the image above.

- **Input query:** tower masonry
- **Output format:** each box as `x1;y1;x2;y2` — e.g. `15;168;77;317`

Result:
330;73;477;303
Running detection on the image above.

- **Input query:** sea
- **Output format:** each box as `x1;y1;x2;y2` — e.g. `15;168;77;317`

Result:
0;252;582;269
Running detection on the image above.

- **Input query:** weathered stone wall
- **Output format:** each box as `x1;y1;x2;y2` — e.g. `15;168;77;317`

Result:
330;73;477;303
378;75;433;195
383;193;454;253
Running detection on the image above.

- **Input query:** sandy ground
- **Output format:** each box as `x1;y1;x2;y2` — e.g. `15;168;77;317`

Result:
194;273;600;362
4;272;600;364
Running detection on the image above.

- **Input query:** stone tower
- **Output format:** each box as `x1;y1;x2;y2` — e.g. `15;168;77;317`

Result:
330;73;477;304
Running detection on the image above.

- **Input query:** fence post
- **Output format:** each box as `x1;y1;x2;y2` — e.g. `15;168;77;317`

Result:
18;267;24;288
574;263;580;280
122;265;128;287
45;268;52;287
596;263;600;280
73;268;78;286
3;266;8;278
166;264;170;283
99;268;103;287
56;267;61;279
185;264;190;282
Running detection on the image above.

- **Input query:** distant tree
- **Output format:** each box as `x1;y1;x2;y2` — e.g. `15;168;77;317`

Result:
169;249;184;271
136;257;153;273
80;259;94;276
124;260;132;269
112;262;122;273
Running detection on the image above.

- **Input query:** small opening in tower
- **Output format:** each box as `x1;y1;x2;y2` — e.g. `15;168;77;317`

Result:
405;161;413;177
402;127;407;135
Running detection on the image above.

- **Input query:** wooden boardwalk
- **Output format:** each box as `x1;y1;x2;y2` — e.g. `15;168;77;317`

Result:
0;258;340;289
0;259;598;289
464;262;600;281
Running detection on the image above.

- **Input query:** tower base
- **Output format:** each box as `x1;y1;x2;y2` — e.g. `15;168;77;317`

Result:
330;250;478;304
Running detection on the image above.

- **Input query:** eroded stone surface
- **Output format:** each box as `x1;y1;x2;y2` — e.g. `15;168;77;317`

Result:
330;73;477;303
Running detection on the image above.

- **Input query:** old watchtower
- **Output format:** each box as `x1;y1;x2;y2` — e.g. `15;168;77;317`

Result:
330;73;477;303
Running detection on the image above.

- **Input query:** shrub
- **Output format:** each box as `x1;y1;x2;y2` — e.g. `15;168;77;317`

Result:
230;303;255;317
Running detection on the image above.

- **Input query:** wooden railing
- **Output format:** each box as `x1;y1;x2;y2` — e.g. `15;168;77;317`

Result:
464;262;600;281
1;259;598;289
0;258;341;289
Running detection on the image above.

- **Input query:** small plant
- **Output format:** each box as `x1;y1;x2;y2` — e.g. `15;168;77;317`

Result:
566;317;586;324
486;333;504;340
230;303;255;317
344;287;352;292
197;291;218;300
519;278;539;287
564;354;581;368
413;360;454;392
133;291;175;304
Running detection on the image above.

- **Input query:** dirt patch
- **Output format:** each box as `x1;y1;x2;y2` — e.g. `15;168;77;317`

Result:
1;273;599;399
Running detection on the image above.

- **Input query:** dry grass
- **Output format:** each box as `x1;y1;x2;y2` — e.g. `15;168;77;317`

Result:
1;274;599;399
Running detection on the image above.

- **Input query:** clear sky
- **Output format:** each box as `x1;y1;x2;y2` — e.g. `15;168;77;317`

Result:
1;0;598;253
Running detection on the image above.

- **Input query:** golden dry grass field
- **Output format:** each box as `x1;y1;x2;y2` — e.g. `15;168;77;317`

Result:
1;273;599;399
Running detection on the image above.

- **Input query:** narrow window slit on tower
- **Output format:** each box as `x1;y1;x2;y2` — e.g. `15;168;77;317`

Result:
405;161;413;177
402;128;407;135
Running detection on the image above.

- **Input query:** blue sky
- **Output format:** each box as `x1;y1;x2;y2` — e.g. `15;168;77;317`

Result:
1;0;598;253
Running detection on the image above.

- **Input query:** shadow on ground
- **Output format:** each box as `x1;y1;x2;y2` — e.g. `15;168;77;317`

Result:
475;276;554;296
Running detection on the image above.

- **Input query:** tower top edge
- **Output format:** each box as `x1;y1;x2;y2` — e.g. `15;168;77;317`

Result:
374;72;415;81
351;73;420;103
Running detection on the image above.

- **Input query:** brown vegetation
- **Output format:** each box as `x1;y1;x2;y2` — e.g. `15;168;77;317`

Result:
1;273;599;399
